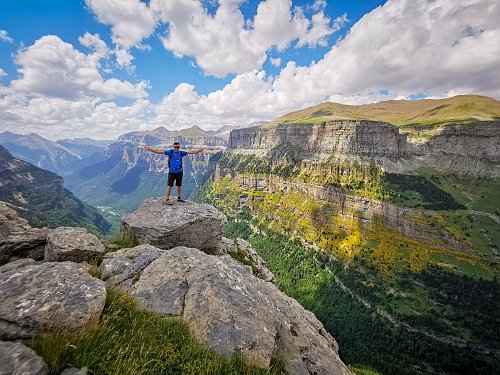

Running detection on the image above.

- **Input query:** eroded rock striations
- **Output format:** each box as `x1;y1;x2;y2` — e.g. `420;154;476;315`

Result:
0;262;106;340
121;198;227;252
229;121;407;159
101;245;350;375
0;201;48;261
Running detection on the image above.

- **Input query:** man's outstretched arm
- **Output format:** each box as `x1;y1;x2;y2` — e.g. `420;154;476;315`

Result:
187;148;204;155
144;145;165;154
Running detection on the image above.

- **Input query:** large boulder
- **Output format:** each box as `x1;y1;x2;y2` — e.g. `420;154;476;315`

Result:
0;341;48;375
121;198;227;253
45;227;105;263
102;246;350;375
0;262;106;340
0;201;48;261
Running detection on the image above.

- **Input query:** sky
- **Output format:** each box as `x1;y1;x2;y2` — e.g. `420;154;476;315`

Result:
0;0;499;140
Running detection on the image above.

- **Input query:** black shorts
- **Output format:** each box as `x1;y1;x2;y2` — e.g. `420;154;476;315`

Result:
168;172;183;187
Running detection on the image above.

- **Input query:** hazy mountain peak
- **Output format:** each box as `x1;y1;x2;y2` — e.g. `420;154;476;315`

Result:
176;125;208;137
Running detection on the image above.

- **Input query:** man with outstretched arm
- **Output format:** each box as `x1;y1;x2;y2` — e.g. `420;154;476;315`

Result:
144;141;204;205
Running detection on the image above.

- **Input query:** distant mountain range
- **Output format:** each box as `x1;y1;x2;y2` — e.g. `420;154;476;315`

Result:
0;131;110;176
269;94;500;128
0;145;111;234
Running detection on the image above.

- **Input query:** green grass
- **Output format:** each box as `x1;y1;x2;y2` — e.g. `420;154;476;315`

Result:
31;289;287;375
417;169;500;213
106;231;139;250
441;213;499;268
348;365;382;375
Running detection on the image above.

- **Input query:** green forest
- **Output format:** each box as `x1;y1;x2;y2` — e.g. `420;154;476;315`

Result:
222;219;499;374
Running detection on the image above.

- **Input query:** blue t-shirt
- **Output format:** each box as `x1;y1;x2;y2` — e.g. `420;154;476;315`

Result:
165;149;187;173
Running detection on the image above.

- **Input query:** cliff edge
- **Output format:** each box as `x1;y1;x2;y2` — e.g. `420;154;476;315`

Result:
0;199;351;375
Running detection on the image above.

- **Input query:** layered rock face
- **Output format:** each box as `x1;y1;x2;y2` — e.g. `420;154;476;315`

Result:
121;198;227;252
229;121;407;158
229;120;500;175
219;172;466;252
423;121;500;162
101;246;350;375
0;201;48;260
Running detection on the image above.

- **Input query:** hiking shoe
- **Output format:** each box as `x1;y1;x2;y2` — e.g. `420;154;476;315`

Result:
165;199;174;205
177;197;186;202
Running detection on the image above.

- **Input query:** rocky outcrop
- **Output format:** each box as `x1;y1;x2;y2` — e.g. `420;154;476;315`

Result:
0;262;106;340
0;201;48;261
101;245;350;375
423;121;500;162
229;121;407;159
60;367;87;375
45;227;105;263
0;341;48;375
121;198;227;253
216;237;275;283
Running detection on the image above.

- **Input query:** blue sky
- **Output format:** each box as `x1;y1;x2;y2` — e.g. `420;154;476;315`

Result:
0;0;498;140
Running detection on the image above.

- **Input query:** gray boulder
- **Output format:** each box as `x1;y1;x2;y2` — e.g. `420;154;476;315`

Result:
0;201;48;261
100;244;166;291
45;227;105;263
0;262;106;340
105;246;350;375
0;340;48;375
121;198;227;253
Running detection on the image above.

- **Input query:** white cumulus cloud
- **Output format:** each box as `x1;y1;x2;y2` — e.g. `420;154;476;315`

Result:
149;0;500;131
85;0;156;49
86;0;342;77
2;0;499;140
8;35;148;100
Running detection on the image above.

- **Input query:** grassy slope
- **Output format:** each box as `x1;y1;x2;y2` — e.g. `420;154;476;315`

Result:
32;289;286;375
265;95;500;127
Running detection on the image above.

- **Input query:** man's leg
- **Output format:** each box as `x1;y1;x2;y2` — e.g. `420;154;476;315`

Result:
166;173;174;204
177;172;185;202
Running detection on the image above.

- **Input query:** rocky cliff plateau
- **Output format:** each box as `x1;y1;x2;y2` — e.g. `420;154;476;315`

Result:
0;199;350;375
228;120;500;175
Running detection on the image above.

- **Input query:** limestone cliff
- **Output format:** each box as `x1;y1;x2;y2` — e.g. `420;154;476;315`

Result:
228;120;500;175
229;120;407;159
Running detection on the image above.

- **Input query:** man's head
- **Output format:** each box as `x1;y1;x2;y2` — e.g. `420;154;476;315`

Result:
173;142;180;150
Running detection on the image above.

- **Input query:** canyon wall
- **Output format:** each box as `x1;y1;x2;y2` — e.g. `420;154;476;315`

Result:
229;120;500;175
